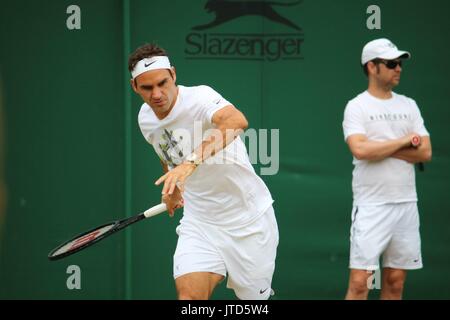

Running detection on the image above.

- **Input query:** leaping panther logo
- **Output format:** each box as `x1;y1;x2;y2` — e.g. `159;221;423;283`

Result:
193;0;303;31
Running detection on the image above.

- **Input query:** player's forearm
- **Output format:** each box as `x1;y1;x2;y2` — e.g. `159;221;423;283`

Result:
160;161;169;173
353;138;408;161
194;125;245;162
391;145;432;163
193;107;248;162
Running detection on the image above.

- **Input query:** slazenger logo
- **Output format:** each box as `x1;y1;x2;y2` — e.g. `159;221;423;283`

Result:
193;0;302;31
185;0;304;61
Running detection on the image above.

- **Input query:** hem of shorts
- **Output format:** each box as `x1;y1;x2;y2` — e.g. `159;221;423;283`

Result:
382;263;423;270
349;265;380;271
233;289;272;301
353;199;418;207
173;268;227;280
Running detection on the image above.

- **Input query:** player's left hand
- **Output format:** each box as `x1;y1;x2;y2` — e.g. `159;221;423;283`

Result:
155;162;197;195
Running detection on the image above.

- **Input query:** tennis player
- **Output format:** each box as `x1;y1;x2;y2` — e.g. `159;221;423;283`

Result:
343;38;432;299
129;44;279;300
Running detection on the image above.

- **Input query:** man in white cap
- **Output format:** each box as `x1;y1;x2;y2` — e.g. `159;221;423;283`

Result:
128;44;278;300
342;38;432;299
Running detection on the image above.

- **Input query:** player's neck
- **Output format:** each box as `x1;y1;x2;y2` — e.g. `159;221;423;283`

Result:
367;82;393;100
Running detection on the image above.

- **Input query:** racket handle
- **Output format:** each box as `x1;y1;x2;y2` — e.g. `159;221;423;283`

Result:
143;203;167;218
411;135;421;147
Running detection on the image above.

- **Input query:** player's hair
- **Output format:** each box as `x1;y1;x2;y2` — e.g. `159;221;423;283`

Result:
128;43;169;73
363;60;380;77
363;63;369;77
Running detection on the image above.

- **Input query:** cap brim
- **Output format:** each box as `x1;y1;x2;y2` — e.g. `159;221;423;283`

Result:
378;50;411;60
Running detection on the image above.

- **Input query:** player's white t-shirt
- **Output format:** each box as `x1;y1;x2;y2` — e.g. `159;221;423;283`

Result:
138;85;274;226
343;91;429;206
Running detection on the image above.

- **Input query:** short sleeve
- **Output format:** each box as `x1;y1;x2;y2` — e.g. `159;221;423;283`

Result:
196;85;232;123
137;103;155;145
410;99;430;137
342;100;367;141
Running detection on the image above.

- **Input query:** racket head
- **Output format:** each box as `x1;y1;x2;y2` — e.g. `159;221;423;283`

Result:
48;220;120;261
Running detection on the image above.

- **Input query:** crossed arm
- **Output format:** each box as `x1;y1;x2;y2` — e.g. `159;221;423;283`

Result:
346;133;432;163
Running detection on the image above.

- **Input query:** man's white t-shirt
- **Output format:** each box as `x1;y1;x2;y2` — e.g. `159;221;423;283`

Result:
343;91;429;206
138;85;273;226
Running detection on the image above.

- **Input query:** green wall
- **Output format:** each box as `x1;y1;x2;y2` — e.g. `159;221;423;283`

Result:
0;0;449;299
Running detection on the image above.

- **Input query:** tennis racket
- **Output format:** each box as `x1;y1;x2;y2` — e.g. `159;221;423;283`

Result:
48;203;167;261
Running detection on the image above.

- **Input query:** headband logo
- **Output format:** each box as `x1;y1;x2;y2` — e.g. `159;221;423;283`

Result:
131;56;171;79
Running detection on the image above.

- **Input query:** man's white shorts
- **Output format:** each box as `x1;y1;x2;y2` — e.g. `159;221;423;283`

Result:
173;206;279;300
349;202;422;271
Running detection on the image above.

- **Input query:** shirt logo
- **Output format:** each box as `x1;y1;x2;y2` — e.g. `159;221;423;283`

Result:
369;113;411;122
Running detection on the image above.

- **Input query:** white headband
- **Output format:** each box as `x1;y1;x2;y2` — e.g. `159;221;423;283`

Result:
131;56;171;79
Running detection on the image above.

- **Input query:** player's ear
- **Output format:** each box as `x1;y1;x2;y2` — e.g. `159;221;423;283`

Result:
130;78;138;93
170;67;176;83
367;61;377;76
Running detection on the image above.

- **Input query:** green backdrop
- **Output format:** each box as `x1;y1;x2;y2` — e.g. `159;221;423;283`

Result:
0;0;449;299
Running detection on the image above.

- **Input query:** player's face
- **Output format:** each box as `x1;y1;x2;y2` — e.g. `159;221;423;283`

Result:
132;68;178;118
370;59;403;88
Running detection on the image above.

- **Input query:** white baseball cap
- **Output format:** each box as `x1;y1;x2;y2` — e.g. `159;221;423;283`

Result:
361;38;410;65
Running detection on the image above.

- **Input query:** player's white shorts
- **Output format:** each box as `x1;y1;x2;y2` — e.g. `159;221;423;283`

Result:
173;206;279;300
349;202;422;271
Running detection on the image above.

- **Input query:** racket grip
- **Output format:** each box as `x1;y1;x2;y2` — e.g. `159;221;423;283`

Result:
411;135;421;147
143;203;167;218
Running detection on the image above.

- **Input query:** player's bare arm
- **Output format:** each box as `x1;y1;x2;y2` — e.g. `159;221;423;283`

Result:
346;132;420;161
155;105;248;195
391;136;432;163
201;104;248;159
159;161;183;216
160;160;169;174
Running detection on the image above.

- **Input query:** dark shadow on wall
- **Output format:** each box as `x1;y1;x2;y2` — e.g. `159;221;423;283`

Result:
0;76;5;243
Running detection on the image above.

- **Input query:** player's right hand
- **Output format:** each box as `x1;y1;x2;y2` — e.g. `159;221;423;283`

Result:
162;187;183;217
404;133;421;148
